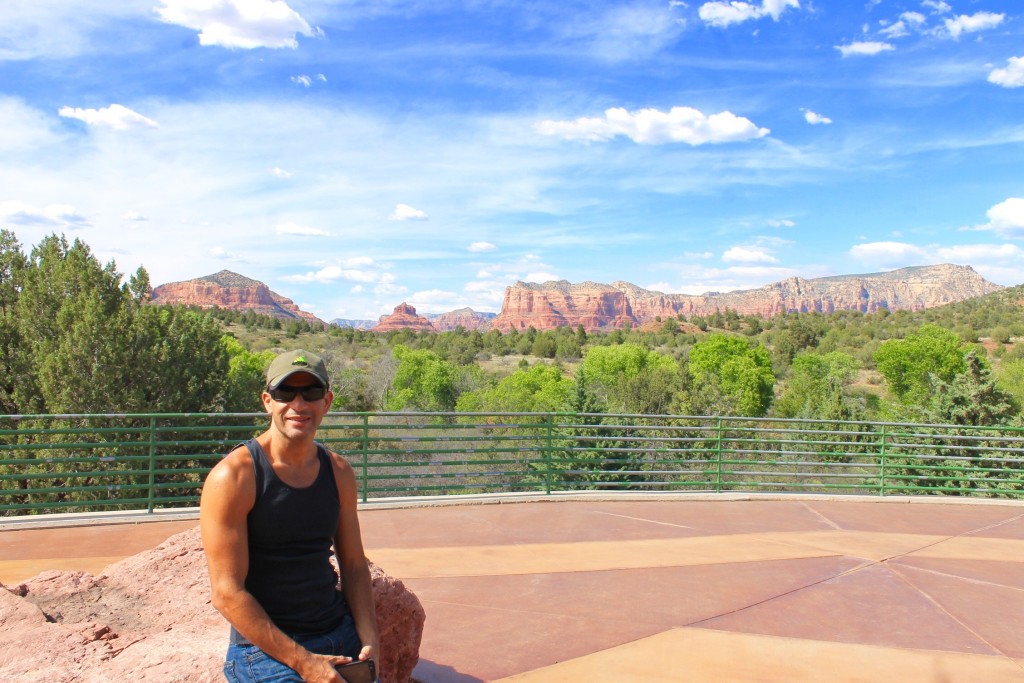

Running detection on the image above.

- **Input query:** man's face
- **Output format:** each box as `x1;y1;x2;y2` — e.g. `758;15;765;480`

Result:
262;371;334;440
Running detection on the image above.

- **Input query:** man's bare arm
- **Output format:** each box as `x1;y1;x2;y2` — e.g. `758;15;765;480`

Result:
332;453;380;666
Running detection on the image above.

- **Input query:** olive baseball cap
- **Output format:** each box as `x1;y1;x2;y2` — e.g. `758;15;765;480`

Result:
266;350;330;389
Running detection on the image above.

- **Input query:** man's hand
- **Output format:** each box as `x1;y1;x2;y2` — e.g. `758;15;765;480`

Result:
295;651;351;682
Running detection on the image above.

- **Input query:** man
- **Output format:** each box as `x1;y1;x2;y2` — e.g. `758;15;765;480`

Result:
201;349;379;683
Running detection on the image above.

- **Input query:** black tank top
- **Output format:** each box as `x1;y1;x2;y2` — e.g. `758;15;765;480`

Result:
240;438;346;636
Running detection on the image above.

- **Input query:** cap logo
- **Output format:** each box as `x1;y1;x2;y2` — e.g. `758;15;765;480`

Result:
292;356;308;366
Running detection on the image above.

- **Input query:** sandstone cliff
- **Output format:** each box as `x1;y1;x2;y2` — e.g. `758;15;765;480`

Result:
373;303;437;333
426;307;496;331
151;270;322;324
489;264;1002;331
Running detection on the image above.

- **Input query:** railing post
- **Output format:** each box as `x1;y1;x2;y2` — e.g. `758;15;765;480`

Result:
360;414;370;503
544;414;554;495
715;417;723;494
879;424;887;497
147;416;157;513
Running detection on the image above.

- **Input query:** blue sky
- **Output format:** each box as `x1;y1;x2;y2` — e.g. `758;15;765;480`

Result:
1;0;1022;321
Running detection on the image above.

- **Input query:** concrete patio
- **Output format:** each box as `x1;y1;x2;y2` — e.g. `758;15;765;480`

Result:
2;493;1023;682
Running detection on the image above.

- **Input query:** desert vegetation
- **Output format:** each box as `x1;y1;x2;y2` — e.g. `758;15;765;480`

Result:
3;231;1023;425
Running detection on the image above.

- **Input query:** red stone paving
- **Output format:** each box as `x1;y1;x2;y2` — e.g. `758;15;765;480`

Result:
2;495;1023;682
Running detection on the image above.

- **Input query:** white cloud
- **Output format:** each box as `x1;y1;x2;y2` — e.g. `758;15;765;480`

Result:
766;219;796;228
698;0;800;28
283;256;394;285
534;106;769;145
683;251;715;259
284;265;340;283
989;57;1024;89
58;104;158;130
156;0;315;49
981;198;1024;240
122;211;148;222
849;241;928;267
290;73;326;87
880;11;926;38
668;264;799;294
210;245;239;260
374;282;408;295
723;245;779;263
922;1;950;15
936;243;1024;262
524;271;561;283
276;221;329;236
944;12;1004;40
468;241;497;253
389;203;428;221
835;41;895;57
271;167;293;178
802;109;832;125
563;3;687;62
0;200;89;228
879;21;908;39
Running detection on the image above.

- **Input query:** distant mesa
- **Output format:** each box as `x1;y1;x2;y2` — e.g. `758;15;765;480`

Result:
425;307;497;332
151;264;1002;333
370;304;497;333
150;269;323;324
488;264;1002;331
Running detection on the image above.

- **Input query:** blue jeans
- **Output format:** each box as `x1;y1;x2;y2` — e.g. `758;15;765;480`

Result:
223;613;362;682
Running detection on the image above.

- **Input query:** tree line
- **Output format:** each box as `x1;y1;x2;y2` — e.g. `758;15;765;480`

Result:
0;231;271;415
3;231;1023;427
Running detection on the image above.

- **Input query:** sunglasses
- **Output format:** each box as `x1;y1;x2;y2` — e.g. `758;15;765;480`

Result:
268;384;327;403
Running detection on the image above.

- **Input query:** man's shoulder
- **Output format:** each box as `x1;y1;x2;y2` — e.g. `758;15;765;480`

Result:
208;443;256;483
319;443;355;477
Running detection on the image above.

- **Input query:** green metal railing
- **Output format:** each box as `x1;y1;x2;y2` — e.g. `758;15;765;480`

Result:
1;412;1023;515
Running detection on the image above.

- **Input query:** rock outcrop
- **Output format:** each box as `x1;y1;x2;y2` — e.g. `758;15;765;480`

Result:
151;270;322;324
426;308;496;331
373;303;436;333
489;264;1002;331
0;527;424;683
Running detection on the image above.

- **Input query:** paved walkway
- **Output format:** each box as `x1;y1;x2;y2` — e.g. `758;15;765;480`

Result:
2;494;1023;682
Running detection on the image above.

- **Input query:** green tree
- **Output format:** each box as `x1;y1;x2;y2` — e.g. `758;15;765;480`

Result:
874;324;967;405
774;351;861;419
0;230;29;413
995;357;1024;415
687;334;774;416
221;336;275;411
456;363;572;413
386;344;461;411
580;343;680;413
4;233;231;415
924;352;1017;427
15;234;134;413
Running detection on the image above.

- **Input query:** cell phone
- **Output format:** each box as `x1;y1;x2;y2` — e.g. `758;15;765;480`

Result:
335;658;376;683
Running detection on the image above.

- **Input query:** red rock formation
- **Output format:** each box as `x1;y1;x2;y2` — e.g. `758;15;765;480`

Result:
373;303;436;333
151;270;322;324
426;307;496;331
489;264;1002;331
0;526;424;683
